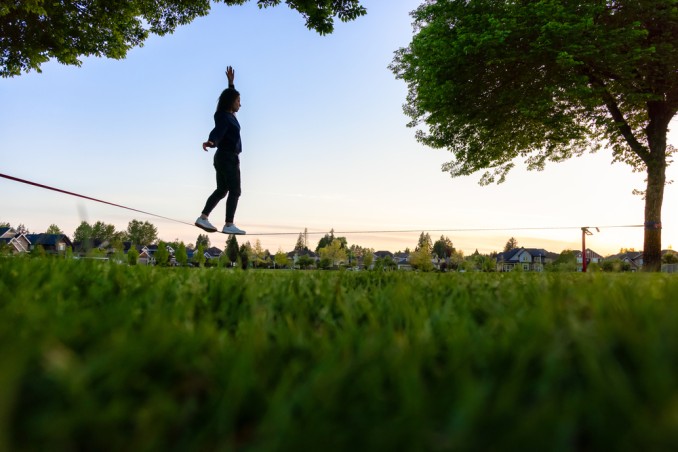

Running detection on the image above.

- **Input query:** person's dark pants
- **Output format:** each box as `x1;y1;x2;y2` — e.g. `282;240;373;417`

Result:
202;159;241;223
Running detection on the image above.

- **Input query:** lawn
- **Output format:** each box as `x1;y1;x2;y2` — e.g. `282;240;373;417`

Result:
1;258;677;450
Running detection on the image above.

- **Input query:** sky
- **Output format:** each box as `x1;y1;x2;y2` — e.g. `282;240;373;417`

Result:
1;0;677;256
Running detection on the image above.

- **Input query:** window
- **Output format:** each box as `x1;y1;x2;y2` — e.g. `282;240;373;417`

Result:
523;264;529;271
58;243;65;251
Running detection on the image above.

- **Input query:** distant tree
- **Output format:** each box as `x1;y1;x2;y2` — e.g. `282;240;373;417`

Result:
472;253;496;272
110;236;125;254
226;235;239;266
479;255;496;272
175;243;188;266
196;234;210;249
16;223;29;235
318;239;348;267
504;237;519;253
409;247;434;272
316;229;335;253
239;244;250;270
125;220;157;245
274;249;290;268
663;251;678;264
374;255;397;271
297;255;314;270
415;232;432;253
362;250;374;269
127;245;139;265
45;224;63;235
31;244;46;258
251;239;268;268
1;0;366;77
548;250;578;272
294;233;308;252
432;235;455;260
191;243;204;267
448;249;465;270
91;221;117;243
73;221;94;251
154;241;169;267
0;241;10;255
0;222;10;228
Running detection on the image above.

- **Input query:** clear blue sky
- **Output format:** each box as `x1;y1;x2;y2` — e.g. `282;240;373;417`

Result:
1;0;676;255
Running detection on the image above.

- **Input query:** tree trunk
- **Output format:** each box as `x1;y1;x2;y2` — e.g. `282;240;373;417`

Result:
643;108;669;272
643;161;664;271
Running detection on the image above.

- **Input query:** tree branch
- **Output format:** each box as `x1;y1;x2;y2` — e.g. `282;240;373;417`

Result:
587;73;651;163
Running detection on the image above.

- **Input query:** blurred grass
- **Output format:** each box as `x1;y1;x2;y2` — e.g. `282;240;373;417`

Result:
1;257;678;451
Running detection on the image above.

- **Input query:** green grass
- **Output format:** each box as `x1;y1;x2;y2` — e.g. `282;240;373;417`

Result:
1;258;678;451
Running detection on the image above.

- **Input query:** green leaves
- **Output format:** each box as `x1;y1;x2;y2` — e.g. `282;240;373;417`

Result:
0;0;366;76
391;0;678;180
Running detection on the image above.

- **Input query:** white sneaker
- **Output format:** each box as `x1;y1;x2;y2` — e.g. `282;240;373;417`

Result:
222;224;246;235
195;217;217;233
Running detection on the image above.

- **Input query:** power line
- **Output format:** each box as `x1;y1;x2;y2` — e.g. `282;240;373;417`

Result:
245;225;645;236
1;172;645;236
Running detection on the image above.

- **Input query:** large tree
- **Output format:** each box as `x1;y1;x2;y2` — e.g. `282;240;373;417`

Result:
226;234;239;266
125;220;158;245
318;238;348;267
91;221;118;242
432;235;455;260
73;221;93;250
1;0;366;77
391;0;678;271
504;237;519;253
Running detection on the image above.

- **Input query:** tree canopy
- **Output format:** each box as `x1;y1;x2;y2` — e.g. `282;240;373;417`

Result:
1;0;366;77
126;220;158;245
391;0;678;271
503;237;519;253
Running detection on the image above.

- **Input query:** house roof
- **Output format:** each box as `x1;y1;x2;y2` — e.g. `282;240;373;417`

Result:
374;251;394;258
574;248;604;260
205;247;223;257
25;233;73;247
287;249;318;258
0;227;12;238
607;251;644;261
496;247;550;263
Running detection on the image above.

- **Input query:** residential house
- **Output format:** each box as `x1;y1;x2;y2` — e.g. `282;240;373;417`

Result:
496;248;551;272
138;243;176;265
25;233;73;255
575;248;604;271
205;247;223;264
287;249;319;268
606;251;644;272
393;252;412;271
0;227;30;254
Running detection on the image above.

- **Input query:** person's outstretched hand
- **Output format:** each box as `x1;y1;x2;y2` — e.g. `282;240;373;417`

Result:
202;141;215;151
226;66;235;85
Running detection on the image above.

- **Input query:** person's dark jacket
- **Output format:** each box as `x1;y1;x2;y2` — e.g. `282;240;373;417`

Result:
208;110;241;166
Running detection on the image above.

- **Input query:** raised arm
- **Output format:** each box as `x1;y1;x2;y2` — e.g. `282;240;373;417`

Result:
226;66;235;89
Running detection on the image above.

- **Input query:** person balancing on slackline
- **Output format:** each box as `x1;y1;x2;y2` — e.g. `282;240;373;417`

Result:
195;65;246;235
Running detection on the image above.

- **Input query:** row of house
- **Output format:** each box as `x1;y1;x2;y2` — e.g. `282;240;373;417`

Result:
494;247;651;272
1;226;670;271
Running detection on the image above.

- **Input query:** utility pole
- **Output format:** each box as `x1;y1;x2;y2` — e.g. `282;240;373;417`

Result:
581;227;599;272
